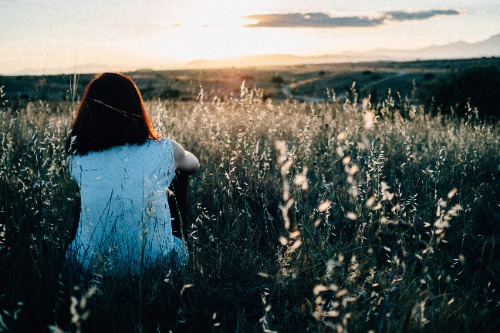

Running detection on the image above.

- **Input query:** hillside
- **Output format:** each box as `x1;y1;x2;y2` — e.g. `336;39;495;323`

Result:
1;57;499;107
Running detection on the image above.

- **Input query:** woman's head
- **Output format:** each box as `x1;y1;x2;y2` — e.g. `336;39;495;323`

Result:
67;72;158;154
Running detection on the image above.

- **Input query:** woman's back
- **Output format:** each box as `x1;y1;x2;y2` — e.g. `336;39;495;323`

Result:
67;138;185;275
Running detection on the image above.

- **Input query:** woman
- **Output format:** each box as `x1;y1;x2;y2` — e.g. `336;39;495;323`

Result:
65;72;199;277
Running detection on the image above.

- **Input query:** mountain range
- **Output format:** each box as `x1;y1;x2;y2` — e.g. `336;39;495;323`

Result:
182;33;500;69
9;34;500;75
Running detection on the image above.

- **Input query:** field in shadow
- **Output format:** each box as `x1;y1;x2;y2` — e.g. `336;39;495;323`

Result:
0;58;498;332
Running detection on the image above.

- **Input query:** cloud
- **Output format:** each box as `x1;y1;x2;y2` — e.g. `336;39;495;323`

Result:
385;9;460;21
244;13;383;28
244;10;460;28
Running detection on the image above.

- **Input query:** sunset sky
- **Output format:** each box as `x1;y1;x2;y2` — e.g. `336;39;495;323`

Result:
1;0;499;74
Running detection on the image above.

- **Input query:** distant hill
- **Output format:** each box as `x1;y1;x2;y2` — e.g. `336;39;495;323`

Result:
357;34;500;61
182;34;500;69
185;54;313;69
4;57;498;104
5;34;500;75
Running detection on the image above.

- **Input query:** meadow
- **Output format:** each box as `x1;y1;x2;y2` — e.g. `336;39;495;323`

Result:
0;80;498;332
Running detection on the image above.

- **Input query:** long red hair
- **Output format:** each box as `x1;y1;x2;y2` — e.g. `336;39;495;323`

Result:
66;73;158;154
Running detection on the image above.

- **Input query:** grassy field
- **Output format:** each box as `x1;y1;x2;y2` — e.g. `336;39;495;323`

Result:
0;79;499;332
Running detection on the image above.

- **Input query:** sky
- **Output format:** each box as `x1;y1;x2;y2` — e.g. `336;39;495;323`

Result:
0;0;499;74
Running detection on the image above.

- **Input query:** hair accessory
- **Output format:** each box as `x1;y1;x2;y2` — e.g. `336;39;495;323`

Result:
88;98;141;119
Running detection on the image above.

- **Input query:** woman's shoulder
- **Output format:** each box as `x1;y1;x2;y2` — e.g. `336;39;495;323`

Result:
144;138;175;161
69;139;173;165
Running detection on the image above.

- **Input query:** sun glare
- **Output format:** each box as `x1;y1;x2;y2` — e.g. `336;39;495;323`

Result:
146;1;293;62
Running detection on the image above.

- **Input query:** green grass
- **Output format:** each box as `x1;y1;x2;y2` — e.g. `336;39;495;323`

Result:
0;83;498;332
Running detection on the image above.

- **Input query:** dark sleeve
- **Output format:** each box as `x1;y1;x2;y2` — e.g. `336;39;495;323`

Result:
168;169;190;240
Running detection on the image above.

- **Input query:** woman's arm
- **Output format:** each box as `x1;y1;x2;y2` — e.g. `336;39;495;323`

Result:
169;140;199;242
171;140;200;174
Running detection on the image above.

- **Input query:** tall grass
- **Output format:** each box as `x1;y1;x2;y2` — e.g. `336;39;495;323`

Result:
0;83;498;332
